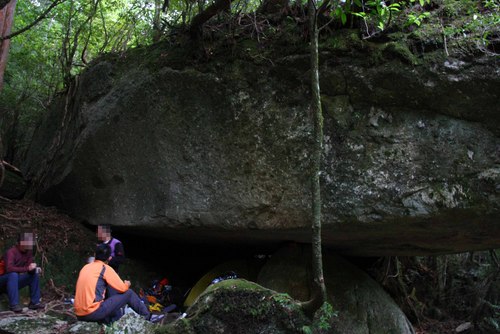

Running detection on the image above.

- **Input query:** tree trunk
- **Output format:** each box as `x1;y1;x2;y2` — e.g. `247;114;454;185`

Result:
152;0;163;42
188;0;232;39
300;0;327;317
0;137;4;188
0;0;17;91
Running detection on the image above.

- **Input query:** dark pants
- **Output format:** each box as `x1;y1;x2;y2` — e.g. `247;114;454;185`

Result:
107;286;119;298
0;272;41;307
77;289;150;324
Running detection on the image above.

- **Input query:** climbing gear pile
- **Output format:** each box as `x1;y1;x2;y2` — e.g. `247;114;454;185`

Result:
139;277;178;314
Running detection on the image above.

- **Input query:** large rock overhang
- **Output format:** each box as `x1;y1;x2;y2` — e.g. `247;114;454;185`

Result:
23;46;500;257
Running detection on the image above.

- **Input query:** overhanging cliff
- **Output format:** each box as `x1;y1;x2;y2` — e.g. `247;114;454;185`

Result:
22;29;500;256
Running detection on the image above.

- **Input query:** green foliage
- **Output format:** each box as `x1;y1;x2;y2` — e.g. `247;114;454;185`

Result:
442;0;478;18
271;292;294;307
439;0;500;55
314;302;336;330
301;302;337;333
337;0;431;36
405;11;430;27
0;0;61;158
2;0;165;157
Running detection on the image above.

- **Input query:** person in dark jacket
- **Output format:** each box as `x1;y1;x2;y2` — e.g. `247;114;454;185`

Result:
0;232;44;312
97;225;125;272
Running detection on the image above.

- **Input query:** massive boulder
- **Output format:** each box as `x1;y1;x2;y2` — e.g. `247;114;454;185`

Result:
257;245;415;334
22;33;500;256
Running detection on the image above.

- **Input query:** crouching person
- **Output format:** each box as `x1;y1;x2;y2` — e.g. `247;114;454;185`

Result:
74;243;158;324
0;231;44;313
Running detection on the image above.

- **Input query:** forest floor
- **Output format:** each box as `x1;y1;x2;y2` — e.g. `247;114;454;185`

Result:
414;319;469;334
0;197;474;333
0;197;96;326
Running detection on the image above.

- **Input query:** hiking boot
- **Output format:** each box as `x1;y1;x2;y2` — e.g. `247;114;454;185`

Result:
28;302;45;310
10;305;23;313
149;314;165;323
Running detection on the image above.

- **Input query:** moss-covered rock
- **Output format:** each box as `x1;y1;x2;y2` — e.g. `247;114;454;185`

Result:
156;279;310;334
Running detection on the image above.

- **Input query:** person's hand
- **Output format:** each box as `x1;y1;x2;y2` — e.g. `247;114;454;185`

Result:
124;280;131;288
28;263;37;271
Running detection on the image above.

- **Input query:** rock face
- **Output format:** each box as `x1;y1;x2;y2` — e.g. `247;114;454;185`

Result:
257;245;415;334
0;165;27;199
0;312;156;334
22;39;500;255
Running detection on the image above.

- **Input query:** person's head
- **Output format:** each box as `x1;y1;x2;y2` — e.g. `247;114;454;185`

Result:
95;243;112;262
97;225;112;242
18;232;35;252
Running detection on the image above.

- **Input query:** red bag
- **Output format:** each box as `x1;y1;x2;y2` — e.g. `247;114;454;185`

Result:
0;259;5;276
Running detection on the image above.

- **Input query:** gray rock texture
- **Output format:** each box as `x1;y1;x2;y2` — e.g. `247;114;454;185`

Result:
257;245;415;334
0;311;155;334
22;42;500;255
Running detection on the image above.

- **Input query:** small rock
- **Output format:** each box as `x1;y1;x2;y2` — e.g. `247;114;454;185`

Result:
455;321;472;333
444;59;466;71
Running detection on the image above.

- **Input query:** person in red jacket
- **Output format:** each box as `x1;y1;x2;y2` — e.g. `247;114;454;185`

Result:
0;231;44;312
74;243;162;324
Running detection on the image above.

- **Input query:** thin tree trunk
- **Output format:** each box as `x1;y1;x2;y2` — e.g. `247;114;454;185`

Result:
0;137;4;188
300;0;327;317
152;0;163;42
0;0;16;91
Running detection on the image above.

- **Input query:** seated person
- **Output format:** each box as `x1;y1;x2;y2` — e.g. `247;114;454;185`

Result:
74;243;162;324
0;231;44;313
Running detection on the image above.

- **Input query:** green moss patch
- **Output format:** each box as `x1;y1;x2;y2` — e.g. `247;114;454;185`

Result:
156;279;310;334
